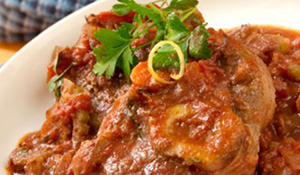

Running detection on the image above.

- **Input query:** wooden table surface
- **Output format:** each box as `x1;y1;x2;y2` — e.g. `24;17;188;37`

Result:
0;41;27;65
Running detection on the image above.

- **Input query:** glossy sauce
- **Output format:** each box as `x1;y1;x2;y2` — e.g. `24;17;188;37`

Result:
6;8;300;175
229;25;300;174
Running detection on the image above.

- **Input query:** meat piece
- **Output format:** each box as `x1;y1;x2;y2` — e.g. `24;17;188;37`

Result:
54;43;130;134
64;61;130;134
210;28;276;129
229;25;300;174
8;79;92;174
228;25;291;64
208;29;276;174
71;89;197;175
70;29;275;174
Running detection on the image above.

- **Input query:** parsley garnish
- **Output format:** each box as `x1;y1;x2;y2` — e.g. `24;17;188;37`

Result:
167;0;198;10
47;63;72;97
93;0;211;81
189;23;212;59
47;47;72;97
153;12;190;69
93;28;132;80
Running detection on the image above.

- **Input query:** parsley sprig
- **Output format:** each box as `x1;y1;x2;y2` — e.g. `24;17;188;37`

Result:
92;0;211;81
47;47;73;97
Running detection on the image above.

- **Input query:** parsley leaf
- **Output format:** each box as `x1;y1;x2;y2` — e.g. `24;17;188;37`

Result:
152;45;178;70
165;0;198;10
164;12;190;41
164;12;190;55
47;63;72;97
189;23;212;59
48;75;61;93
112;4;131;16
117;22;135;39
153;12;190;69
118;0;161;23
93;27;134;79
94;28;130;48
118;47;136;82
48;75;63;97
47;46;72;97
93;44;130;79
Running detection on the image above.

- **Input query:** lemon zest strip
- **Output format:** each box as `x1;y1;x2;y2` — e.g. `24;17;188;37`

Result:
148;40;185;84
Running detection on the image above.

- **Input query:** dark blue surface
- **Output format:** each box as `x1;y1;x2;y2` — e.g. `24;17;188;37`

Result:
0;0;95;42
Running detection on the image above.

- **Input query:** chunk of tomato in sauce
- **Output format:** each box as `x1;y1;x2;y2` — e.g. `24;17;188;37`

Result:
96;11;136;29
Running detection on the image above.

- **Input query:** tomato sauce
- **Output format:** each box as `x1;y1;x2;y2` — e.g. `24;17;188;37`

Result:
229;25;300;174
7;6;300;175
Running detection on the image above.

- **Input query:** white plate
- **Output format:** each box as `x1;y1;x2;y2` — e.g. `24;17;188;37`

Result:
1;0;300;174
